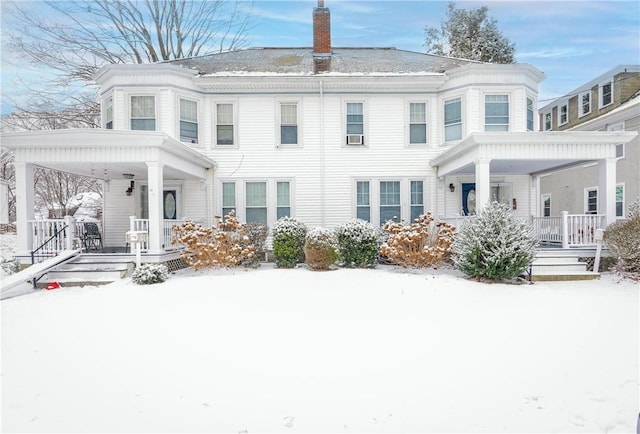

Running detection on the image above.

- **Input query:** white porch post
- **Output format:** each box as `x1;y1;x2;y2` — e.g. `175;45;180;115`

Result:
598;158;617;227
475;158;491;212
14;162;35;255
146;161;165;253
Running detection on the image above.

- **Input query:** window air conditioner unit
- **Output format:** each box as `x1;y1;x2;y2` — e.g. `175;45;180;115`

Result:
347;134;364;145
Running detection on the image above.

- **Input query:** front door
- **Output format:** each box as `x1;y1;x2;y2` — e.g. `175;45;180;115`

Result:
462;183;476;216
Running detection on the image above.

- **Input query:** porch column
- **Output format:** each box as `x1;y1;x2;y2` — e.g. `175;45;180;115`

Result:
14;162;35;255
146;161;165;254
599;157;617;226
475;158;491;212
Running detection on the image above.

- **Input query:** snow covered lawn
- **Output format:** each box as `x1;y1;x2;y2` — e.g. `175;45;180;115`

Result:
2;264;638;433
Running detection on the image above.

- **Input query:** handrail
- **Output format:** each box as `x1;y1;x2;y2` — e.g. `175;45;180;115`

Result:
30;223;68;287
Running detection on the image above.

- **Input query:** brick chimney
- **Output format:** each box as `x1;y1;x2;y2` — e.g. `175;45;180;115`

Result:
313;0;331;57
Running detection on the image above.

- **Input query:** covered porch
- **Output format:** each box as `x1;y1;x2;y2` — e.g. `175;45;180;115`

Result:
432;131;637;247
3;129;216;264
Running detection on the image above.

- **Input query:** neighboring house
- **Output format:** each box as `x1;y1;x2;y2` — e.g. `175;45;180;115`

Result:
2;1;636;263
538;65;640;219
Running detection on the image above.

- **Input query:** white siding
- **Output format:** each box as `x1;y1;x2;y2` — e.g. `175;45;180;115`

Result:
103;180;135;248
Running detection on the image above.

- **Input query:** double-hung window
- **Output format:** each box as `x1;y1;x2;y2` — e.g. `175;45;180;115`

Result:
130;96;156;131
600;80;612;107
542;194;551;217
245;182;267;225
585;188;598;214
216;103;234;145
579;91;591;117
346;102;364;145
409;103;427;144
276;181;291;219
410;181;424;221
179;99;198;143
544;112;552;131
105;98;113;129
380;181;401;223
526;98;534;131
484;95;509;131
558;102;568;126
280;103;298;145
356;181;370;222
444;97;462;141
222;182;236;219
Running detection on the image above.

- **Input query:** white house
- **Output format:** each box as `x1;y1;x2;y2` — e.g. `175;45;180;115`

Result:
2;0;636;264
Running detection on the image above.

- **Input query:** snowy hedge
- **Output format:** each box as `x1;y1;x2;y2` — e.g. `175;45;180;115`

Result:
335;219;380;268
272;217;307;268
304;227;339;270
452;202;537;280
131;263;169;285
604;196;640;275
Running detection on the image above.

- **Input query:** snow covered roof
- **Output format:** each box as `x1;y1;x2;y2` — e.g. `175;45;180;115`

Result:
167;47;475;76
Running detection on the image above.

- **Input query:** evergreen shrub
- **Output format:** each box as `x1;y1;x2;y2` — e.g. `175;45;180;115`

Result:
604;197;640;275
131;263;169;285
452;201;538;280
304;227;339;270
272;217;307;268
335;219;380;268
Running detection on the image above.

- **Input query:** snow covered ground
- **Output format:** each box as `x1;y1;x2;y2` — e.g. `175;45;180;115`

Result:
1;263;638;433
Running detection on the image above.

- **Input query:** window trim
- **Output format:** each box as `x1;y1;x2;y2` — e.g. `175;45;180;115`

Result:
578;90;591;117
557;101;568;126
584;187;598;214
444;96;463;142
178;97;199;144
215;101;237;147
129;94;157;131
599;79;613;108
277;100;301;147
408;101;428;145
484;94;510;132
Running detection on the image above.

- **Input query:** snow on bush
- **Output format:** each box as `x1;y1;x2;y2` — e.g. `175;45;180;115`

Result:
272;217;307;268
172;211;255;270
335;219;380;268
604;196;640;277
242;222;268;268
381;213;456;268
304;227;339;271
452;202;538;280
131;263;169;285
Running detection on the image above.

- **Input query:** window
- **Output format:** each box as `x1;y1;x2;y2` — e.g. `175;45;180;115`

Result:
558;102;568;125
444;97;462;141
105;98;113;129
526;98;534;131
542;194;551;217
600;80;612;107
585;188;598;214
216;103;234;145
616;184;624;218
346;102;364;144
544;112;552;131
409;102;427;144
276;181;291;219
380;181;400;223
410;181;424;221
130;96;156;131
245;182;267;225
491;183;512;207
222;182;236;218
484;95;509;132
578;91;591;117
280;103;298;145
356;181;370;222
179;99;198;143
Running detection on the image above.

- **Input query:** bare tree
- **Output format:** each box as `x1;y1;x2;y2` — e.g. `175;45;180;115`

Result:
425;2;515;64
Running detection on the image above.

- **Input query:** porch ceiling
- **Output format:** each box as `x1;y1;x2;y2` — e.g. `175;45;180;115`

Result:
1;129;217;180
431;131;638;177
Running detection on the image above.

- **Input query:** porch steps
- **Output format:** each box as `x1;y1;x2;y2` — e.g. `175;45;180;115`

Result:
41;259;133;287
530;251;599;281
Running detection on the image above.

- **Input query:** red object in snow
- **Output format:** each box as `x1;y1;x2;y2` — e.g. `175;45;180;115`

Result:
45;282;60;290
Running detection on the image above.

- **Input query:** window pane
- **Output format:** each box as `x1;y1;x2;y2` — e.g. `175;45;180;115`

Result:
180;99;197;122
281;103;297;124
180;120;198;142
217;125;234;145
527;98;534;131
131;96;155;118
357;207;370;222
616;185;624;217
217;104;233;124
410;124;427;143
347;103;363;115
616;144;624;158
380;181;400;223
277;182;290;206
347;123;364;135
491;184;511;205
347;103;364;136
602;83;612;106
277;207;290;220
222;182;235;208
106;98;113;129
444;98;461;141
281;126;298;144
410;181;424;221
485;95;509;131
445;123;462;141
131;119;156;131
357;181;370;222
410;103;426;123
246;208;268;226
246;182;266;207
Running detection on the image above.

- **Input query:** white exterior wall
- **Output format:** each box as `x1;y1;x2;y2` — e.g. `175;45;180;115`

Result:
103;179;135;248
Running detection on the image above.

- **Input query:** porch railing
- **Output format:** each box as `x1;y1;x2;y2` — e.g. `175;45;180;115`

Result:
129;217;187;251
28;217;81;256
532;212;605;248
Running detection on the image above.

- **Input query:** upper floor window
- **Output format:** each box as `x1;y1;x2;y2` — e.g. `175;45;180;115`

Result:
216;103;234;146
585;187;598;214
599;80;612;107
276;181;291;219
380;181;401;223
346;102;364;145
356;181;370;222
409;102;427;144
444;97;462;141
130;96;156;131
526;97;534;131
578;91;591;117
105;97;113;130
484;95;509;132
279;103;298;145
179;99;198;143
543;112;552;131
558;102;568;126
410;180;424;221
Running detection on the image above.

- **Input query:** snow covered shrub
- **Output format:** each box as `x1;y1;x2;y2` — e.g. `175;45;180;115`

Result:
604;197;640;275
131;263;169;285
335;219;380;268
272;217;307;268
1;259;19;275
172;211;255;270
380;213;456;268
304;227;339;270
241;222;269;268
452;201;538;280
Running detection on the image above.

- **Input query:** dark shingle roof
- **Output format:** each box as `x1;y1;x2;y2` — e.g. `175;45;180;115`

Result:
167;47;474;75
